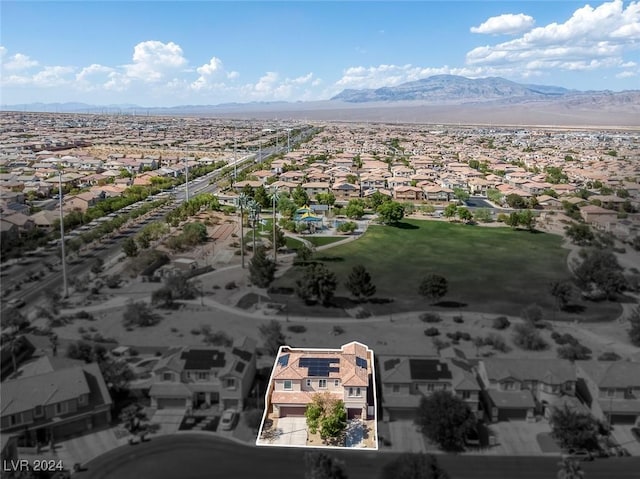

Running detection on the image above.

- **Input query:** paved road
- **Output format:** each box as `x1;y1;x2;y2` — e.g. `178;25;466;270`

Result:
77;434;640;479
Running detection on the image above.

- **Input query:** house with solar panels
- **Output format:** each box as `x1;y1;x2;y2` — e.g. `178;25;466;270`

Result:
148;336;256;412
265;341;376;422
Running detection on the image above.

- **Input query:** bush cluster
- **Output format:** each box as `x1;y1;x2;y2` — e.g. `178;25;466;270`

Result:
419;313;442;323
492;316;511;330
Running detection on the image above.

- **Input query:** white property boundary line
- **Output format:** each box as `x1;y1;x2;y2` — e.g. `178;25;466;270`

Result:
255;341;379;451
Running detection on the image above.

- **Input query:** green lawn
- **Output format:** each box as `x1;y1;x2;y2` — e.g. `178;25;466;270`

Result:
272;220;621;320
285;237;304;249
306;236;348;247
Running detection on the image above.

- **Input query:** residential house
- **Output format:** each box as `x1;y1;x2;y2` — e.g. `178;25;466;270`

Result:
393;186;424;201
279;171;306;183
576;360;640;425
331;183;360;200
266;341;375;420
29;210;59;231
579;205;618;230
422;186;453;202
302;182;331;198
536;195;563;210
63;192;101;213
378;354;481;421
0;360;112;443
149;336;256;411
477;358;576;422
0;220;19;244
2;212;35;235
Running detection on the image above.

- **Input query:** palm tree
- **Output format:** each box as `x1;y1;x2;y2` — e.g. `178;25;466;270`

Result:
557;458;584;479
237;193;248;269
269;186;280;262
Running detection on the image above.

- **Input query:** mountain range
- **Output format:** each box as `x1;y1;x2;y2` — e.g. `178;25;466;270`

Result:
2;75;639;126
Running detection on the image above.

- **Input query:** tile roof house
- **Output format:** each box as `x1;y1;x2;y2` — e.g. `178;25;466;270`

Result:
575;360;640;425
377;355;481;421
266;341;376;421
149;336;256;412
477;358;576;422
0;360;112;443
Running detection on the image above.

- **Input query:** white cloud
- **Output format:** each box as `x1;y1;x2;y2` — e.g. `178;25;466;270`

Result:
3;53;39;71
466;0;640;76
616;70;637;78
31;66;75;87
471;13;535;35
190;56;239;91
334;64;486;90
124;40;187;82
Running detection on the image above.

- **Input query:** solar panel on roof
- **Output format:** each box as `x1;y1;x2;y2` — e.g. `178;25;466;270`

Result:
355;357;367;369
235;362;246;373
299;357;340;377
277;354;290;367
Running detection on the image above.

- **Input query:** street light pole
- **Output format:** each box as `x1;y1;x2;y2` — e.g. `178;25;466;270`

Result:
234;124;237;180
270;186;280;263
185;155;190;202
238;193;247;269
57;170;68;298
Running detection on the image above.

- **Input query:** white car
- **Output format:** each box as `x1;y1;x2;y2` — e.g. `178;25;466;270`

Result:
220;409;238;431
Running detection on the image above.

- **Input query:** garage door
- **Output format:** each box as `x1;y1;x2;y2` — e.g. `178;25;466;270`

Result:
388;408;417;422
157;398;187;409
610;414;637;425
498;408;527;421
279;406;306;417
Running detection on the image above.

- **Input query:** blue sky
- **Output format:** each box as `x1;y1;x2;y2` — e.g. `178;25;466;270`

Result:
1;1;638;106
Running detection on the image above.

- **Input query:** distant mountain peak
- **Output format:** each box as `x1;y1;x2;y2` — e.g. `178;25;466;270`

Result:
330;75;572;103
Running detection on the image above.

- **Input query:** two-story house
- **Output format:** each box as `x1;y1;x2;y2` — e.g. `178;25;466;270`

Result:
149;336;256;412
575;360;640;425
266;342;376;421
0;360;112;444
477;358;576;422
378;355;481;422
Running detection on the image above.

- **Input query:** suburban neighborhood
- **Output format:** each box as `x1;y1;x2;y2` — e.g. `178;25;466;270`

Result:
1;111;639;478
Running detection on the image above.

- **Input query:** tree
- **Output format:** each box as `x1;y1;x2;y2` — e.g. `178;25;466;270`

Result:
122;301;161;328
376;201;405;225
443;203;458;220
345;199;365;220
557;343;592;361
277;195;297;219
521;303;544;324
487;188;503;204
119;403;147;434
182;222;208;244
418;274;448;304
296;263;337;306
151;287;175;308
550;405;600;451
292;185;310;207
304;452;348;479
295;244;314;264
337;221;357;233
574;248;626;299
122;237;138;257
366;190;391;211
457;207;473;223
258;320;285;356
66;340;96;363
249;246;276;288
416;390;475;452
453;187;469;202
565;223;594;246
90;257;104;275
506;193;526;209
100;357;135;395
253;185;270;208
1;307;28;334
512;322;548;351
316;192;336;207
305;392;347;444
557;458;584;479
344;265;376;300
380;454;449;479
550;281;574;311
518;209;536;231
628;306;640;347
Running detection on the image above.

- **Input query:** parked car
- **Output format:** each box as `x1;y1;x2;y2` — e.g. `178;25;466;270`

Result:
631;427;640;442
563;449;593;461
220;409;238;431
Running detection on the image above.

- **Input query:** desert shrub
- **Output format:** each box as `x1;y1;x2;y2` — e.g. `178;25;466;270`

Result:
75;310;94;320
492;316;510;330
130;349;139;356
190;329;201;335
419;313;442;323
551;332;579;346
355;308;371;319
597;351;621;361
332;325;344;335
513;322;548;351
557;343;592;361
453;315;464;323
225;281;237;290
170;327;178;333
77;326;86;334
287;325;307;334
424;327;440;337
484;333;509;353
458;332;471;341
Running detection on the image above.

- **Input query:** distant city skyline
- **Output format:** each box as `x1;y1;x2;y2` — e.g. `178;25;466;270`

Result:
1;1;639;107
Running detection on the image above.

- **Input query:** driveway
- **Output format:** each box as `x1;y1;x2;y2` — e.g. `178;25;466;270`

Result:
486;420;556;456
388;420;427;452
611;425;640;456
269;416;307;446
150;409;186;435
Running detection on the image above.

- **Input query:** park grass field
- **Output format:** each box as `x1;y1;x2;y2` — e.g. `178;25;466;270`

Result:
305;236;348;247
272;220;621;320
